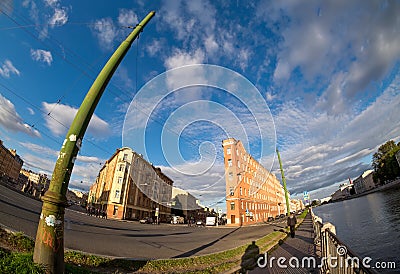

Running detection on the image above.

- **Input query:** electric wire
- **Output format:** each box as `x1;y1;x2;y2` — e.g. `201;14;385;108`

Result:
0;2;226;169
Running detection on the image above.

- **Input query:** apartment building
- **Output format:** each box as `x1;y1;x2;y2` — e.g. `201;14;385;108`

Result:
353;170;376;194
222;138;286;226
88;147;173;221
0;140;23;182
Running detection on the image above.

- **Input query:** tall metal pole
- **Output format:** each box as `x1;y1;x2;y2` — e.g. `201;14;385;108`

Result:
276;148;290;216
33;11;155;273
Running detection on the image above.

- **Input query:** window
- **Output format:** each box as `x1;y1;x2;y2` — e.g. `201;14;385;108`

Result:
240;187;242;195
123;154;128;161
229;187;234;196
117;177;123;184
230;202;235;210
119;164;124;171
228;172;233;180
227;148;231;155
113;205;118;215
115;190;120;198
228;159;232;166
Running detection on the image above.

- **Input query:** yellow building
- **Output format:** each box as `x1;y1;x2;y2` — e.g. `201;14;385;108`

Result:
0;140;23;182
88;147;173;221
222;138;286;226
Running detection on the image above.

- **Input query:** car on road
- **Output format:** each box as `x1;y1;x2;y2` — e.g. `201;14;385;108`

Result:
196;220;205;226
139;217;153;224
267;217;274;222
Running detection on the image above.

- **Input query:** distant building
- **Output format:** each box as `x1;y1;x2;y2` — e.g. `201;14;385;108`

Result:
353;170;376;194
222;138;286;226
171;187;203;221
290;199;305;212
0;140;23;182
19;169;50;197
331;184;354;201
88;147;173;221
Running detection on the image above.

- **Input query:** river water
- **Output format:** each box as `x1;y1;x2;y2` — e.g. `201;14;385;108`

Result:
313;184;400;273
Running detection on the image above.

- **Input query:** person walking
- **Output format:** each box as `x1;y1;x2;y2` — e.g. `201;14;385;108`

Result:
287;212;297;238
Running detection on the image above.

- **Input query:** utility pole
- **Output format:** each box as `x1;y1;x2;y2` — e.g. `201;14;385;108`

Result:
33;11;155;273
276;149;290;216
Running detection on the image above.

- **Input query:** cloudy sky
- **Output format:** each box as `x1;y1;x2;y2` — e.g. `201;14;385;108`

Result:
0;0;399;207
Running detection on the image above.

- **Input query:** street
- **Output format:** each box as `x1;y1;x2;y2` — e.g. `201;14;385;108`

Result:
0;184;288;259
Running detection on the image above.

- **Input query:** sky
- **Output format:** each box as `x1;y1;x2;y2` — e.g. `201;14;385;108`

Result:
0;0;399;207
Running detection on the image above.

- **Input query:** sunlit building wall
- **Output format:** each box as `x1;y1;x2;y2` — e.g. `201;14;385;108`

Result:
88;147;173;221
222;138;286;226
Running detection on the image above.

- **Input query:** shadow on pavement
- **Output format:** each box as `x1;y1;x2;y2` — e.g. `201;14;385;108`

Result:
240;240;260;274
172;226;242;258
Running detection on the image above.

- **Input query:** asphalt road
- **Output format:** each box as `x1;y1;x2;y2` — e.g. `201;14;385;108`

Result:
0;184;288;259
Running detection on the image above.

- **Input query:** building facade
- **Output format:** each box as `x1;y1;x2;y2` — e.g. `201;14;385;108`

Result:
88;147;173;221
222;138;286;226
353;170;376;194
0;140;23;182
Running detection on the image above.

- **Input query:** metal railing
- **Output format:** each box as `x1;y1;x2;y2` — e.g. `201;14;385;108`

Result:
311;208;378;274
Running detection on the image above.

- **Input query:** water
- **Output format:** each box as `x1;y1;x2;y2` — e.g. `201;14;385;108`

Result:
313;185;400;273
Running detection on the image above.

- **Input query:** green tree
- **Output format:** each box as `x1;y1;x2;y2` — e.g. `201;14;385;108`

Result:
372;140;400;184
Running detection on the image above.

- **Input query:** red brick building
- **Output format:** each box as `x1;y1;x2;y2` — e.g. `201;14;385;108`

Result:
222;138;286;226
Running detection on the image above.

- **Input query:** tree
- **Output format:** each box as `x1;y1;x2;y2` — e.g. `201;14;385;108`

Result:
372;140;400;184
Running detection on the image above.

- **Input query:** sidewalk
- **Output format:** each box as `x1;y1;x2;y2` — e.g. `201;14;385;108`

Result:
249;213;318;273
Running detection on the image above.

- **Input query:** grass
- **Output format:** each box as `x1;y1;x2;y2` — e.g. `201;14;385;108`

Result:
0;211;309;273
0;248;45;274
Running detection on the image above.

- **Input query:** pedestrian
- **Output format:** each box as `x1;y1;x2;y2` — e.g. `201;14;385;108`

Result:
287;212;297;238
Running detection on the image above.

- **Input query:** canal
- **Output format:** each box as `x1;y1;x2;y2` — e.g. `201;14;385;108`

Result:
313;184;400;273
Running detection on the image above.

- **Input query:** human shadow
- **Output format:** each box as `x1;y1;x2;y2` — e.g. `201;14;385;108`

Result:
239;240;260;273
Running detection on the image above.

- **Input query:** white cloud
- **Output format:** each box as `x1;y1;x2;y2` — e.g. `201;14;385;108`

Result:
91;17;117;50
262;0;400;115
91;9;140;51
42;102;111;138
164;49;205;70
146;39;163;57
114;66;133;90
159;162;226;207
27;107;35;115
19;142;58;156
273;74;400;197
19;141;105;190
30;49;53;66
118;9;138;26
0;94;40;137
204;35;218;55
23;0;69;38
44;0;58;7
49;8;68;27
0;60;20;78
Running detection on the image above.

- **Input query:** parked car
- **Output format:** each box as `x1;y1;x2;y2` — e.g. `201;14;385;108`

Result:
196;220;205;226
267;217;274;222
280;214;286;218
139;217;153;224
275;215;280;220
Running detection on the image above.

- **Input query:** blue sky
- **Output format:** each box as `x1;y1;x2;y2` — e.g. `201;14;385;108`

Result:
0;0;399;207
